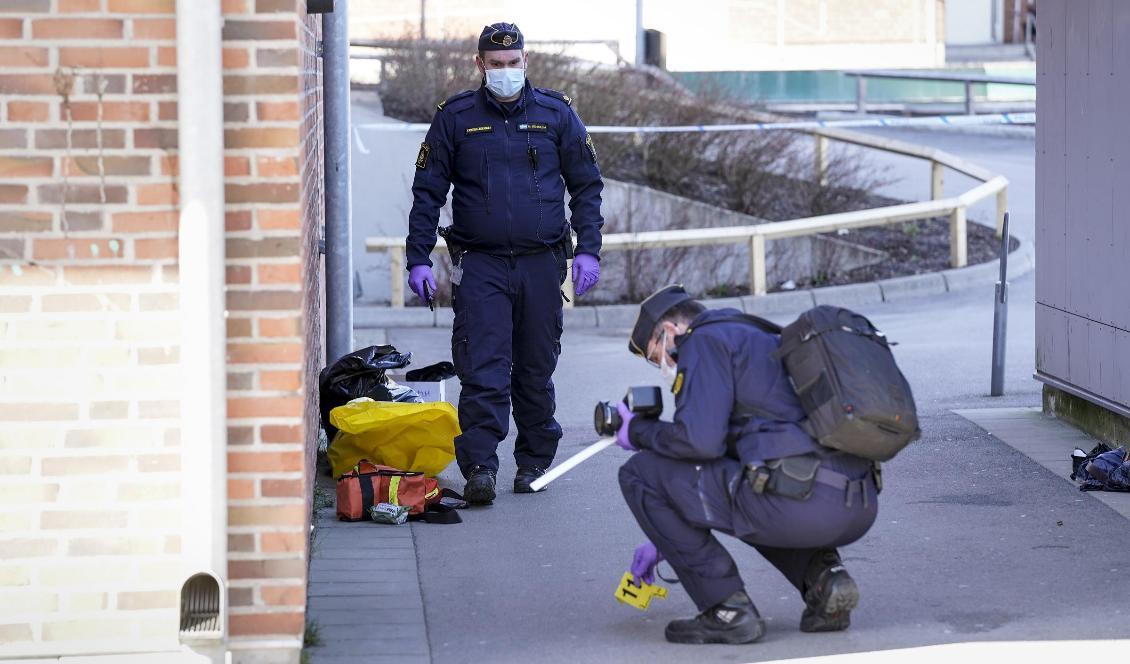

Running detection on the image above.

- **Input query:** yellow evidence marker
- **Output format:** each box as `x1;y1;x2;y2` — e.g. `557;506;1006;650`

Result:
614;572;668;611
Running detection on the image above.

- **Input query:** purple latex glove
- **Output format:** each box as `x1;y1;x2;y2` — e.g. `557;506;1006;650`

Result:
615;402;637;452
571;253;600;297
631;542;663;585
408;265;437;303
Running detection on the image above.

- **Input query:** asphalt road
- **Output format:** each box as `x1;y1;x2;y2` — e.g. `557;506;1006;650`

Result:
353;124;1130;661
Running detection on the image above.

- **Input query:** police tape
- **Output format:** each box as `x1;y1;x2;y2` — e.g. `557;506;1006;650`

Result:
352;111;1035;153
354;112;1036;134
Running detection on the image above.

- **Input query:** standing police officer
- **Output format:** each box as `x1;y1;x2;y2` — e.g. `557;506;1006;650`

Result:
614;285;879;644
405;23;604;504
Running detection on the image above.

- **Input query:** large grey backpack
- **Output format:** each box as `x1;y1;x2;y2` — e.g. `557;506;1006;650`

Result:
704;306;920;461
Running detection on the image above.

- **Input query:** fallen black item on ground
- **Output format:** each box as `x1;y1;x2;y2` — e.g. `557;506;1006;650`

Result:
1072;443;1130;492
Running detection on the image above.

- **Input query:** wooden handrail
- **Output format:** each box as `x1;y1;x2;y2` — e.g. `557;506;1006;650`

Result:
368;134;1009;306
843;70;1036;86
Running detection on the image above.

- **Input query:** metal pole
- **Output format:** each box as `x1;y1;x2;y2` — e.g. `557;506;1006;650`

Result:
635;0;644;67
324;1;354;364
856;75;867;114
990;212;1010;396
964;79;974;115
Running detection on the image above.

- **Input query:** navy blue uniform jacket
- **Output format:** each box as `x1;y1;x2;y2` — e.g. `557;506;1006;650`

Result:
406;81;604;268
629;309;822;463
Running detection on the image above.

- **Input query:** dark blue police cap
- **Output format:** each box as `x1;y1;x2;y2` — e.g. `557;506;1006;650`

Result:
478;22;524;51
629;284;692;357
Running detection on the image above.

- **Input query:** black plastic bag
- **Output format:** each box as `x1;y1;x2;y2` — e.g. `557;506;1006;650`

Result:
319;345;414;437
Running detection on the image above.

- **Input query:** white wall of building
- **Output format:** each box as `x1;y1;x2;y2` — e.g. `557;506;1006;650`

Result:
352;0;946;72
945;0;996;44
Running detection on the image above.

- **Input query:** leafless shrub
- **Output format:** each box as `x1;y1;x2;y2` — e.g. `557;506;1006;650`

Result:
376;39;892;298
377;39;480;122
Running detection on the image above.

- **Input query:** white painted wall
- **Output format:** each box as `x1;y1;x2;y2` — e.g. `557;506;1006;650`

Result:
945;0;996;44
351;0;946;72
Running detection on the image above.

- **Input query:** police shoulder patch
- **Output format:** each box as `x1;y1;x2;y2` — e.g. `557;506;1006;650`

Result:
535;86;572;106
584;134;598;163
415;142;430;170
672;370;685;396
436;89;475;112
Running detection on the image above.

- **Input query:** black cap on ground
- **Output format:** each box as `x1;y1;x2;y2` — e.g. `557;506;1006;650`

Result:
478;22;524;52
629;284;692;357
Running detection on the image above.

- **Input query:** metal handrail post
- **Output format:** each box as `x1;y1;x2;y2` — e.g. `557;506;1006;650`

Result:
949;206;968;268
990;212;1010;396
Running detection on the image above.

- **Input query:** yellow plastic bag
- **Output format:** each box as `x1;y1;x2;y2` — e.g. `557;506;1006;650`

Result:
327;399;459;478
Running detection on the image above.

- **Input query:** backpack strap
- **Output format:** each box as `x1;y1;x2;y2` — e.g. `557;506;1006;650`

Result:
688;316;817;444
358;473;376;513
686;313;782;336
686;314;786;423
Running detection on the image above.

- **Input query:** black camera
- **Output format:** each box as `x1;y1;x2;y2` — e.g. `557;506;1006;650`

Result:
594;386;664;437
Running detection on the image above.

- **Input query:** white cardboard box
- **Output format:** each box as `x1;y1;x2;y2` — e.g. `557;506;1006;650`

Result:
389;376;450;403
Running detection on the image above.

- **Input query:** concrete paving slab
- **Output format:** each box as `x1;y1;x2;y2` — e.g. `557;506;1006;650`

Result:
308;581;425;597
311;608;427;626
317;623;428;641
313;547;416;560
309;648;430;661
955;407;1130;520
307;558;416;573
307;594;424;611
310;566;418;582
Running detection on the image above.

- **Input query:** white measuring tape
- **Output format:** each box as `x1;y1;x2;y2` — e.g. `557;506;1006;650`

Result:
352;112;1034;153
527;437;617;492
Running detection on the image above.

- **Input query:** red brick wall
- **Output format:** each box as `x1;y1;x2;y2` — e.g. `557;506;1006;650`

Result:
0;0;323;659
0;1;187;655
221;0;322;651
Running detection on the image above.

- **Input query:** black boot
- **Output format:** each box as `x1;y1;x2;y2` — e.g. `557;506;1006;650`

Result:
664;590;766;645
513;466;546;493
463;466;496;505
800;550;859;633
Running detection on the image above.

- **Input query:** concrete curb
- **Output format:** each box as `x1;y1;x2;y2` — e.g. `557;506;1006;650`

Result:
904;124;1035;139
354;237;1034;330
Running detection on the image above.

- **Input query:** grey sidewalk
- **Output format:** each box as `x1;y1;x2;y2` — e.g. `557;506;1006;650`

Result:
957;407;1130;520
305;466;430;664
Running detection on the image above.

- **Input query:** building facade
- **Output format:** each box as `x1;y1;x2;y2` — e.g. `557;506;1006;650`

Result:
0;1;325;661
1035;0;1130;440
352;0;947;72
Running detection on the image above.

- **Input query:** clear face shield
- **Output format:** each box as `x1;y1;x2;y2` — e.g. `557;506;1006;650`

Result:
646;327;678;388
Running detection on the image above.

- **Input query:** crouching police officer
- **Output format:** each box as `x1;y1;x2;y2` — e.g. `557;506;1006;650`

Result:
404;23;604;504
614;285;879;644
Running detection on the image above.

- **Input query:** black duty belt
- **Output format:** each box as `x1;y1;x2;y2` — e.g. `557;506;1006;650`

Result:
747;457;880;509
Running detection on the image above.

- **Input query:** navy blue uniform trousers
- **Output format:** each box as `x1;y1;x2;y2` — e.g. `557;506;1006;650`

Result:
451;249;565;476
620;451;878;611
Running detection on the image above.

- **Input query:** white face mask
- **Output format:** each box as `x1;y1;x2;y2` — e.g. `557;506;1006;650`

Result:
484;67;525;99
658;329;677;389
